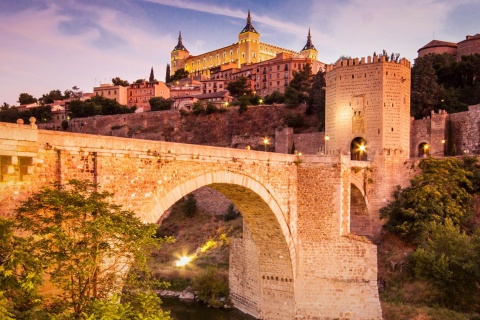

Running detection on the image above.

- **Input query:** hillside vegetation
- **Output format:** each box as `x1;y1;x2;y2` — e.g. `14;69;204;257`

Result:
378;156;480;319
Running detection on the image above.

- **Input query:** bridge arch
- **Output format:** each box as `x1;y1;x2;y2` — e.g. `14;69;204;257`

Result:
141;170;296;318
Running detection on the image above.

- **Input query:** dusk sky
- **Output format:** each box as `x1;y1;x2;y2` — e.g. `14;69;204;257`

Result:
0;0;478;106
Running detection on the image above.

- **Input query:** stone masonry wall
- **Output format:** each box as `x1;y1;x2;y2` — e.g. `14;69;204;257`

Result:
411;105;480;157
191;186;234;216
294;155;383;319
229;225;261;318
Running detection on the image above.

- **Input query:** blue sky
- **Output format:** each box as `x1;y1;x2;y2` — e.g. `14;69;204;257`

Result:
0;0;479;105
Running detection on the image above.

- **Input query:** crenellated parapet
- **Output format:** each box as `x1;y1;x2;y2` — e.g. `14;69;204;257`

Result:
325;55;411;72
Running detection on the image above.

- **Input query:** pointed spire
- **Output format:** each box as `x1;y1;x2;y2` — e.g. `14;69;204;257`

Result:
302;28;316;51
173;31;188;51
240;9;258;34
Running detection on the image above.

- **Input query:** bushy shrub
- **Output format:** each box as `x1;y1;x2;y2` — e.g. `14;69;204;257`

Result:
192;267;229;307
223;204;239;222
183;194;197;217
412;220;480;310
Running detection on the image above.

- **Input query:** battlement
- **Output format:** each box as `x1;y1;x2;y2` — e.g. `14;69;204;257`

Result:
325;55;411;72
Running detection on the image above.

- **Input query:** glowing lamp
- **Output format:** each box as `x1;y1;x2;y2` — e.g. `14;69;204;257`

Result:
175;255;192;267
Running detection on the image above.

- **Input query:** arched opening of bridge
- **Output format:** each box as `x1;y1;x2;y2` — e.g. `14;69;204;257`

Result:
351;137;367;161
146;176;295;319
350;183;371;237
418;142;429;157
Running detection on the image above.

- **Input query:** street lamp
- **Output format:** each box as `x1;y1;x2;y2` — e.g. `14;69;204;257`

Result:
423;144;429;157
263;137;270;151
324;135;330;154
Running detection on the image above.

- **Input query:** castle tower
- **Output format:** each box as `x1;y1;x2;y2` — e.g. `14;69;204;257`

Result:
237;9;260;67
325;56;411;160
300;29;318;60
170;31;190;76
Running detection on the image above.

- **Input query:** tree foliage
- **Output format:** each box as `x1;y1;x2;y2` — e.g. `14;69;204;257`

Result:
411;220;480;310
0;105;52;124
112;77;130;87
0;217;44;319
284;63;313;108
69;96;135;118
381;157;476;242
18;93;37;105
263;91;285;104
14;179;168;318
226;76;252;98
381;157;480;312
149;97;173;111
411;57;444;118
40;89;64;104
411;53;480;118
192;267;229;308
306;70;326;128
169;69;189;83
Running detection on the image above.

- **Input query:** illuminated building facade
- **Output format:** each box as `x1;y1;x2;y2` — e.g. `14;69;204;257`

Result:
170;10;322;84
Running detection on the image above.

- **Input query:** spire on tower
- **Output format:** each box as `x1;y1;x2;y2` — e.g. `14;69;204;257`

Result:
240;9;258;34
173;31;188;51
302;28;316;51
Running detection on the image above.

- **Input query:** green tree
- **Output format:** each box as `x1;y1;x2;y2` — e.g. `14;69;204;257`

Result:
411;57;444;119
15;180;165;318
306;70;326;128
192;100;205;115
64;86;83;100
40;89;64;104
165;64;171;84
284;86;301;108
149;67;155;82
192;267;229;308
0;105;20;123
289;63;312;93
205;101;218;114
169;69;189;83
226;76;252;98
18;93;37;105
412;220;480;310
0;217;44;320
264;91;285;104
183;194;197;217
380;157;475;242
112;77;130;87
285;63;313;108
149;97;173;111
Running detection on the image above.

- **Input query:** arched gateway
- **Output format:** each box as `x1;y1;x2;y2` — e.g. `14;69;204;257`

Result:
0;122;382;320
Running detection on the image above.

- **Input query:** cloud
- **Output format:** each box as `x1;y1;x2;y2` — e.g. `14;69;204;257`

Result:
143;0;306;36
0;1;174;104
305;0;458;63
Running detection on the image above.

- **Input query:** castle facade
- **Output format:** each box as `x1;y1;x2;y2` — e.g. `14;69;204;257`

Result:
170;10;320;78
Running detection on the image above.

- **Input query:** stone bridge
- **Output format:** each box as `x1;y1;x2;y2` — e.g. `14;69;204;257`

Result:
1;121;382;319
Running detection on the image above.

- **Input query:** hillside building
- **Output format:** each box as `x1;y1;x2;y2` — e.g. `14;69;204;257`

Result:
126;79;170;112
93;84;128;105
417;33;480;60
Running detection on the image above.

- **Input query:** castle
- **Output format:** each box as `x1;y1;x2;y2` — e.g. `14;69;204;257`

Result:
170;10;324;97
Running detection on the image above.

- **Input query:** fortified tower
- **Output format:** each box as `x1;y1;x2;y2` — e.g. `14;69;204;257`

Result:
237;9;261;67
170;31;190;76
325;55;411;160
325;55;412;235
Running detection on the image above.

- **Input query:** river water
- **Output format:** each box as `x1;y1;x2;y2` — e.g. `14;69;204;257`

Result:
161;297;258;320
